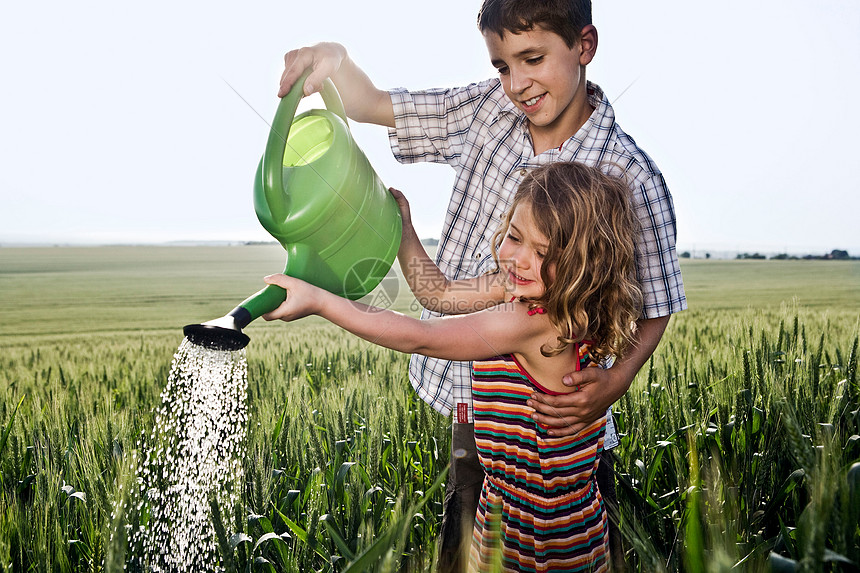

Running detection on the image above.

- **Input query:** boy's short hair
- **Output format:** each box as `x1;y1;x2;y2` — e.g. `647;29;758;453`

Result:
477;0;592;48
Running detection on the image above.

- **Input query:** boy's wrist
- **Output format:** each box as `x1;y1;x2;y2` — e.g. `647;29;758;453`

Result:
399;221;420;247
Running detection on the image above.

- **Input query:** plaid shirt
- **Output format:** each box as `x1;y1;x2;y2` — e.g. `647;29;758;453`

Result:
388;79;687;442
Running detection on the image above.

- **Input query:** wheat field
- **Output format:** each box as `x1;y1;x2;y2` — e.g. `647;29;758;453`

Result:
0;247;858;571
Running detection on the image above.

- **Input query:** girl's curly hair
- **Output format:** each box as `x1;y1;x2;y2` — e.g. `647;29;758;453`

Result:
491;162;643;361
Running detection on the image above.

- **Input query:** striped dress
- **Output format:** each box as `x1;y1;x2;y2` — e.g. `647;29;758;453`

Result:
469;344;608;573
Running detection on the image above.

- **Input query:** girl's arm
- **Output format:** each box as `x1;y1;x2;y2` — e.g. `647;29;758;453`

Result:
391;188;507;315
262;274;539;361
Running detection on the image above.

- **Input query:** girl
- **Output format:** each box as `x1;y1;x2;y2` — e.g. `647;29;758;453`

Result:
263;162;642;572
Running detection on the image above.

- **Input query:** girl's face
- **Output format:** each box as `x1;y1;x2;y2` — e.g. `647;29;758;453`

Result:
498;202;553;300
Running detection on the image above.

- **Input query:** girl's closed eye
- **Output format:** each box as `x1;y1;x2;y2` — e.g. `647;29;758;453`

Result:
506;233;520;243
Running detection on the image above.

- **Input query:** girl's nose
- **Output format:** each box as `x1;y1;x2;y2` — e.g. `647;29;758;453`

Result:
511;246;530;270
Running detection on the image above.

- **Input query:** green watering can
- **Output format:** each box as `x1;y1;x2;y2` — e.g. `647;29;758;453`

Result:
184;73;402;350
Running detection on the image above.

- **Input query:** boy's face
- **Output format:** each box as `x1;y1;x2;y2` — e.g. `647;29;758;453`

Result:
484;25;594;150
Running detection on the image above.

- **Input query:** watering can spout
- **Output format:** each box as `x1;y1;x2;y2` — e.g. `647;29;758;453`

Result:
182;281;285;351
183;314;250;351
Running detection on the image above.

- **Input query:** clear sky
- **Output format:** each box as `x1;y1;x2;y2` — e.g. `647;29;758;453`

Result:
2;0;859;256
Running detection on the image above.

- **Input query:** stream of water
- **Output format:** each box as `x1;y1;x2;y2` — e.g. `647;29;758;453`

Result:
121;338;248;571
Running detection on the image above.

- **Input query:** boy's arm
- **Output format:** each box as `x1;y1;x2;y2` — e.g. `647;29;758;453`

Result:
526;315;670;437
261;274;532;361
391;188;507;315
279;42;394;127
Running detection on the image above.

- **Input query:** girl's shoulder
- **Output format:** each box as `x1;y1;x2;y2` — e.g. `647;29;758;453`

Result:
503;299;559;346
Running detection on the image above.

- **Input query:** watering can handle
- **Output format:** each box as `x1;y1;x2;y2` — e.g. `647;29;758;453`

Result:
262;71;348;223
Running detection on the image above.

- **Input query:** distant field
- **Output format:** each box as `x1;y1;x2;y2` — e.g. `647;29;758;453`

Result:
0;247;857;342
0;245;289;342
678;258;860;310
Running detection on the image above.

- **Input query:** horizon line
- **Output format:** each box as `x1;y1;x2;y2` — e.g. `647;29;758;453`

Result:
0;240;856;259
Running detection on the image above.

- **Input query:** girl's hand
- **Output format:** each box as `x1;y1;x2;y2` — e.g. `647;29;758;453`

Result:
389;187;415;232
261;274;324;322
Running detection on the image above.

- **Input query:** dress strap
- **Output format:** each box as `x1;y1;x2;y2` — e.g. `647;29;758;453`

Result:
510;295;547;316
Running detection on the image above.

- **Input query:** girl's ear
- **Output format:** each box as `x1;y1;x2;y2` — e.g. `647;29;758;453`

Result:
578;25;598;66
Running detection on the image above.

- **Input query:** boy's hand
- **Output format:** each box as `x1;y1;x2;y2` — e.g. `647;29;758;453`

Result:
261;274;324;322
527;367;629;437
279;42;346;98
278;42;394;126
526;316;670;437
388;187;414;232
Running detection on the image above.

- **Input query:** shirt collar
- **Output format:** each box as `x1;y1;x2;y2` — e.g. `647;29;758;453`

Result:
495;80;615;157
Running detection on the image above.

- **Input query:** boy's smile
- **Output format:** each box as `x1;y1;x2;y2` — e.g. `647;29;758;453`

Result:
484;25;596;154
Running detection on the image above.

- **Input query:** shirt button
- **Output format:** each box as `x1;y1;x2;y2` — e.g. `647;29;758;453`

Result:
475;253;482;259
519;168;528;176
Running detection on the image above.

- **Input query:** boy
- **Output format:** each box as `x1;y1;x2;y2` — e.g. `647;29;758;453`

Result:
279;0;686;569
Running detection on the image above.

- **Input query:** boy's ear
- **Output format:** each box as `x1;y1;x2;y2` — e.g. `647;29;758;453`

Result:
579;25;598;66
